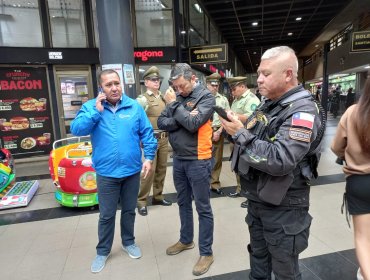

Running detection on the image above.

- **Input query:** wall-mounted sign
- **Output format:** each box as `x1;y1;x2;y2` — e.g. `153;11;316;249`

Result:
123;64;135;85
0;67;54;159
48;51;63;59
134;47;177;64
351;31;370;53
0;47;99;64
189;44;228;64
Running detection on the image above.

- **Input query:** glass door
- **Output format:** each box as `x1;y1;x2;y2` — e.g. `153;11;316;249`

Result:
54;67;94;138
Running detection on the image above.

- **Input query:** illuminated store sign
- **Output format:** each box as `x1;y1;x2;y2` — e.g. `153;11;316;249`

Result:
189;44;228;64
134;47;177;64
351;31;370;52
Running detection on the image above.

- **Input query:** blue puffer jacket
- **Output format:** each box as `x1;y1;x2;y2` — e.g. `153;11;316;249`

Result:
70;94;157;178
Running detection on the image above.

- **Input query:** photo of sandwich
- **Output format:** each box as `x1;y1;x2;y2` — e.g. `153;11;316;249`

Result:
19;97;38;111
9;117;29;130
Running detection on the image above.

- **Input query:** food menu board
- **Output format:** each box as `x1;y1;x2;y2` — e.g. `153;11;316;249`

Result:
0;67;54;158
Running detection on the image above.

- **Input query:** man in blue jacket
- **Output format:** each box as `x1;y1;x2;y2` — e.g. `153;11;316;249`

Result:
71;69;157;274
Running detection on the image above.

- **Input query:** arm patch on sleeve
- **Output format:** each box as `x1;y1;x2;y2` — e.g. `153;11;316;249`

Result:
289;127;312;143
291;112;315;129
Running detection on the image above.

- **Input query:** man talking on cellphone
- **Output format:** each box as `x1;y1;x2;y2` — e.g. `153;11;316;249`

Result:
71;69;157;274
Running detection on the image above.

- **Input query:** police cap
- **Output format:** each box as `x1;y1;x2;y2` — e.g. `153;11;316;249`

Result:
227;76;247;87
143;66;161;80
206;73;221;85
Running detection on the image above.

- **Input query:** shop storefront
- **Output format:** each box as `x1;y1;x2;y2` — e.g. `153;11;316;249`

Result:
0;48;99;159
329;73;356;92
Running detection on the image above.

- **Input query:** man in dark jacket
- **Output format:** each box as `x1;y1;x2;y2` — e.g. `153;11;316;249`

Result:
158;63;215;276
221;46;324;280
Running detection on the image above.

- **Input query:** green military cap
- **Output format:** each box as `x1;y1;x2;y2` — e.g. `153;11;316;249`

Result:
206;73;221;85
143;66;161;80
227;76;247;87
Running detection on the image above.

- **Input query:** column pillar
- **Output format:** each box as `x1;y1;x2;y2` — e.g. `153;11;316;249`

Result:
321;43;330;115
96;0;136;98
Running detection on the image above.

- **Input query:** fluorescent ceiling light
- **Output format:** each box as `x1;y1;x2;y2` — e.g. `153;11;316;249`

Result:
296;17;302;21
252;22;258;26
180;30;186;34
288;32;293;36
365;65;370;69
193;4;203;14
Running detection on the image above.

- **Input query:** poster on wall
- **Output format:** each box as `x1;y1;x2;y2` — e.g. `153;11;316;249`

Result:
123;64;135;85
0;67;54;158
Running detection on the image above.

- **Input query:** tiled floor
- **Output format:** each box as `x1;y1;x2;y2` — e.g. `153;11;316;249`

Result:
0;116;360;280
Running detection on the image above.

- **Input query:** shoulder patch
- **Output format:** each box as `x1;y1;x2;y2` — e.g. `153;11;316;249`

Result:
289;127;312;143
246;117;257;129
291;112;315;129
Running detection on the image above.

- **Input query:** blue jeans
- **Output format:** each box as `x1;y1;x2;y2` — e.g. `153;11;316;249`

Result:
96;172;140;256
173;158;214;256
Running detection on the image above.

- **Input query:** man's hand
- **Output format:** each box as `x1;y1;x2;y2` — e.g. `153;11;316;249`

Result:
212;128;222;142
190;108;199;116
96;93;107;112
164;87;176;104
220;111;244;136
141;160;153;179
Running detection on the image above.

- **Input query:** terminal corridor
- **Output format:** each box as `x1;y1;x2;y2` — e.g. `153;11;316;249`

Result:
0;115;360;280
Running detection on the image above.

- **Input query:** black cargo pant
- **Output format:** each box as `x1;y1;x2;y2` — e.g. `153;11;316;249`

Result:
245;201;312;280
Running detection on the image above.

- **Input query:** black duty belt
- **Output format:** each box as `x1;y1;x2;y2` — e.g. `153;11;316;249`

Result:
154;131;168;139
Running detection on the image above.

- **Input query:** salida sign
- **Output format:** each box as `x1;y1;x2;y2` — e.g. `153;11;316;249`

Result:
134;47;176;63
189;44;228;64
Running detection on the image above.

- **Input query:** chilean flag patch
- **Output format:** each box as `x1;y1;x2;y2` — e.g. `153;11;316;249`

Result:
291;112;315;129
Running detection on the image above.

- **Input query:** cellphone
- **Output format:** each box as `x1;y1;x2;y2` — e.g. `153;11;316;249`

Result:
213;105;231;121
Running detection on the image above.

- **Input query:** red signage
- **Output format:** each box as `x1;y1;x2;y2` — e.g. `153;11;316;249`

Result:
0;67;54;158
206;65;226;78
134;50;164;62
134;47;177;64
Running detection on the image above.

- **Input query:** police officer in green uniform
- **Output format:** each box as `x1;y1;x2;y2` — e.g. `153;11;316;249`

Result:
227;76;260;208
221;46;325;280
136;66;172;216
206;73;230;195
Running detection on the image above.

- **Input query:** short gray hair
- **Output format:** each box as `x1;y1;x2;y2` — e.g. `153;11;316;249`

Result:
261;46;298;76
169;63;194;81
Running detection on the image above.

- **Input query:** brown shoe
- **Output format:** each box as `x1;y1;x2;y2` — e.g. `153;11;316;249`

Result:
166;241;195;255
192;255;214;276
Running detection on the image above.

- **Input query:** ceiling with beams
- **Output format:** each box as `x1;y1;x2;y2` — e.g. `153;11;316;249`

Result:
202;0;352;73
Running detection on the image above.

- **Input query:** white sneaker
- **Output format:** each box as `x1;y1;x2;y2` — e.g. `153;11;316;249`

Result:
357;268;364;280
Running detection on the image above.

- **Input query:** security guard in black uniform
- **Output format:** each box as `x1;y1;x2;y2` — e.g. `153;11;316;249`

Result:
221;46;325;280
